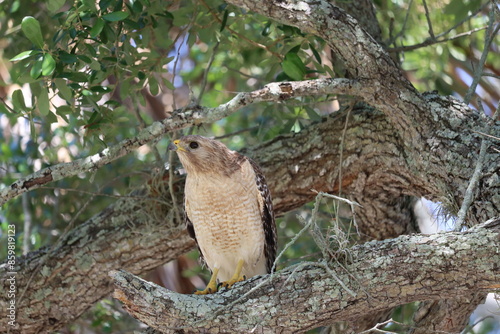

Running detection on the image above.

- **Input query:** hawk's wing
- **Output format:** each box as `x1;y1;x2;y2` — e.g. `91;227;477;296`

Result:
248;158;277;273
186;211;207;267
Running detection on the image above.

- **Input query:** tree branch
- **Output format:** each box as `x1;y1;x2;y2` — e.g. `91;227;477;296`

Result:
1;95;498;333
226;0;429;145
0;78;360;207
110;219;500;333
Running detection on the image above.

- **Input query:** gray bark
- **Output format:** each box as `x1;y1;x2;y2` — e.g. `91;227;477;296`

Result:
1;1;498;333
1;96;498;333
111;219;500;333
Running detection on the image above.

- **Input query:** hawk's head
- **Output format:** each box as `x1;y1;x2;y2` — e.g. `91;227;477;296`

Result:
168;135;241;176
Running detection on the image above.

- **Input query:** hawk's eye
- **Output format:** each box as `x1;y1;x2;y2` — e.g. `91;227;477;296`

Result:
189;141;199;149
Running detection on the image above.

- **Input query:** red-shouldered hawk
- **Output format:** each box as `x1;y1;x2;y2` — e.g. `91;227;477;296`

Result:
168;135;277;294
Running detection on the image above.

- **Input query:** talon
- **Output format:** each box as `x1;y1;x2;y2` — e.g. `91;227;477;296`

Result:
194;268;219;295
220;259;246;289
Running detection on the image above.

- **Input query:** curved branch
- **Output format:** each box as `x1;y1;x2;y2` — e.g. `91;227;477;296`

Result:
111;219;500;333
1;95;498;333
0;78;360;206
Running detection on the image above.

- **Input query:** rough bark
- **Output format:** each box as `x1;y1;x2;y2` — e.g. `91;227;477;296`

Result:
1;92;498;333
1;1;498;332
409;293;487;334
111;219;500;333
227;0;499;224
329;0;382;42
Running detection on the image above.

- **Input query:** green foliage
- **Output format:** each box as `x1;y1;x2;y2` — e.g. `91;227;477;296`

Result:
377;0;496;106
0;0;498;332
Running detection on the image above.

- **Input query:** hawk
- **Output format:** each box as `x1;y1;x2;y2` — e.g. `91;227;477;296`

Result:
168;135;277;294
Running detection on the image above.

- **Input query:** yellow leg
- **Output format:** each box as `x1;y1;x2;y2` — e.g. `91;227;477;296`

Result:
194;268;219;295
220;259;245;289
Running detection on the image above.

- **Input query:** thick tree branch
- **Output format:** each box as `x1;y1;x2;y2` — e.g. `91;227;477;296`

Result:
226;0;428;143
1;96;498;333
110;219;500;333
0;78;359;206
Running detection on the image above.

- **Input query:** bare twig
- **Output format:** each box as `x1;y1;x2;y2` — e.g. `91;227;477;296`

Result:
338;103;355;196
213;126;260;140
358;318;408;334
472;130;500;142
196;42;220;105
422;0;435;40
436;1;488;39
454;101;497;231
481;72;500;79
464;11;500;104
389;26;487;52
389;0;414;46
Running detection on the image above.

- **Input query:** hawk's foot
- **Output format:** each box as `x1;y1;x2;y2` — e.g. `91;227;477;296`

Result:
194;268;219;295
220;259;245;289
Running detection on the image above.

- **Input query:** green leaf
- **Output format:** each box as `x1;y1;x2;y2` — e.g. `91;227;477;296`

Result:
87;110;100;124
0;102;8;115
12;90;27;111
90;18;105;38
64;72;89;82
282;52;306;81
148;76;159;96
30;58;43;79
47;0;65;13
37;88;50;116
21;16;44;48
220;10;229;32
262;21;272;36
81;0;97;12
102;11;129;22
163;77;175;90
309;43;322;64
42;53;56;76
304;106;322;121
77;55;92;63
59;52;78;64
10;50;40;62
54;78;73;101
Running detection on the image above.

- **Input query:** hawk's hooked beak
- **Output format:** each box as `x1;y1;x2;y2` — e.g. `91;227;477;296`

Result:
168;140;186;152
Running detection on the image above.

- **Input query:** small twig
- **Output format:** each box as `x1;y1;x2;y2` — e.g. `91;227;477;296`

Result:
454;138;488;231
422;0;435;40
456;92;500;231
389;0;413;46
389;26;487;52
358;318;408;334
198;0;283;59
462;315;495;334
132;97;163;163
196;42;220;105
271;211;313;272
311;190;362;208
471;130;500;142
481;72;500;79
338;103;354;196
464;11;499;104
436;1;488;39
213;126;260;140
